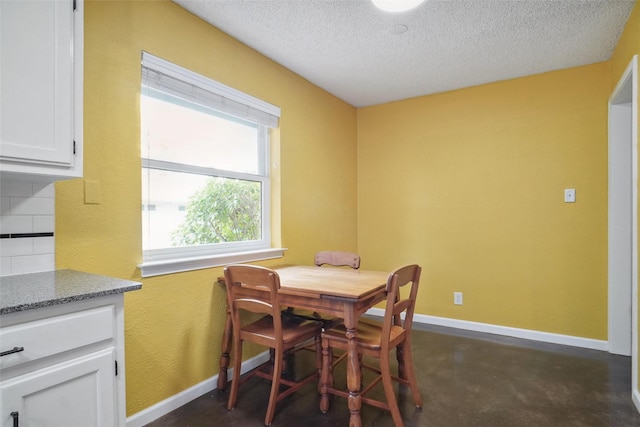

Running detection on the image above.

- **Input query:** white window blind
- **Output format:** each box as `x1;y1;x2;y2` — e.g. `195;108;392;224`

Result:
141;51;280;128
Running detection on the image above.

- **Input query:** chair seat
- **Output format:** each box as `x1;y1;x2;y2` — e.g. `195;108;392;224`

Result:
241;315;321;347
322;318;405;350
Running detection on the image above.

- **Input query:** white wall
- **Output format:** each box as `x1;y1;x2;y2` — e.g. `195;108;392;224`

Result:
0;179;55;276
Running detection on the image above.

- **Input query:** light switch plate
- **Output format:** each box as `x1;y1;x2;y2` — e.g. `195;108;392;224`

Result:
454;292;463;305
564;188;576;203
84;180;101;204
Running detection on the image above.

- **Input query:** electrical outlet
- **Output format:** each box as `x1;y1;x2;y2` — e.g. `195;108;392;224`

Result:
454;292;463;305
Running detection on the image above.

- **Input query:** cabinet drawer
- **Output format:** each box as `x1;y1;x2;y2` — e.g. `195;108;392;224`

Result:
0;305;114;370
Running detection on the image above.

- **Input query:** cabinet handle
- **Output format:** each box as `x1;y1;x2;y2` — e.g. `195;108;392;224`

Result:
0;347;24;357
10;411;18;427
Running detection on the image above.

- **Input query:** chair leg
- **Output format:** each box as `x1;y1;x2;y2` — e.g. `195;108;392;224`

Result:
264;348;283;426
228;338;243;410
320;338;332;413
268;348;277;374
396;342;406;380
380;352;404;427
401;342;423;408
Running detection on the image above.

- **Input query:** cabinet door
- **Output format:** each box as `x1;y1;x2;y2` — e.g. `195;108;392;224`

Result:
0;0;76;168
0;349;116;427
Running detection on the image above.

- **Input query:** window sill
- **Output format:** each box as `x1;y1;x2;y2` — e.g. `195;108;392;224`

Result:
138;247;287;278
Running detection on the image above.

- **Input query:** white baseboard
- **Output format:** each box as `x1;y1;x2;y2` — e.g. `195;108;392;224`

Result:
127;312;609;426
367;308;609;351
634;388;640;414
126;352;270;427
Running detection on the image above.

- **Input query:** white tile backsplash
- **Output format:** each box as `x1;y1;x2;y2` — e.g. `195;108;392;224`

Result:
10;253;55;275
1;179;33;197
33;215;55;233
0;257;11;275
0;196;10;215
33;181;55;197
11;196;55;215
0;178;55;276
0;238;34;257
33;236;55;254
0;215;32;234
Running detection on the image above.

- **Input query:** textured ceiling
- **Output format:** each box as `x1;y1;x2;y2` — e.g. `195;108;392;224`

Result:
173;0;635;107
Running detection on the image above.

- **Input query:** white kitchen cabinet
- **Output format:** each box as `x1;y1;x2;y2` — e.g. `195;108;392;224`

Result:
0;0;83;181
0;350;115;427
0;295;126;427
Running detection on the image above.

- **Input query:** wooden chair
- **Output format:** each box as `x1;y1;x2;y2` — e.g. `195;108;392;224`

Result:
285;251;361;327
319;264;423;427
224;264;322;426
314;250;360;269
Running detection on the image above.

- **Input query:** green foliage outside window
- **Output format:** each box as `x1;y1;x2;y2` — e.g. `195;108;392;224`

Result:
171;178;261;246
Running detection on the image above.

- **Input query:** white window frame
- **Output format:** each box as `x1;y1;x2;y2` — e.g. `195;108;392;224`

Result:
138;52;285;277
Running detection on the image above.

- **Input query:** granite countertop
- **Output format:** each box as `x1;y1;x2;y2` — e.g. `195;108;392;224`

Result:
0;269;142;315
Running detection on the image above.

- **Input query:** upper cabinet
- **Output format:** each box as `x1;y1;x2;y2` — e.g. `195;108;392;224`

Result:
0;0;83;181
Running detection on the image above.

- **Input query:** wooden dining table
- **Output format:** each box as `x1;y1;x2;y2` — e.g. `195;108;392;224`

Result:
217;264;390;427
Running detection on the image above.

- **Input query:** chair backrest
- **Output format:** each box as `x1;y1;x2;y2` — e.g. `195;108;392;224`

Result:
381;264;421;349
314;251;361;269
224;264;283;334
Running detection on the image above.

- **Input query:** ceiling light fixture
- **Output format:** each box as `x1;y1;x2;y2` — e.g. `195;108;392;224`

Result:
372;0;426;13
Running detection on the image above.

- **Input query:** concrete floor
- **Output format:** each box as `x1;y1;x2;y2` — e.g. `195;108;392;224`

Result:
145;323;640;426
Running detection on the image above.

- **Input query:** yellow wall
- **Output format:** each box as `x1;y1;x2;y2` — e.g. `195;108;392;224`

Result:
357;62;610;339
55;0;357;415
53;0;640;418
610;0;640;403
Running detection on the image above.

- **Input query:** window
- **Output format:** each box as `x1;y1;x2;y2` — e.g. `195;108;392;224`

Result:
139;52;284;277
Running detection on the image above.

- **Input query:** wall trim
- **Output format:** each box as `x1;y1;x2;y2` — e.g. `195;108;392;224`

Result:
368;308;608;351
125;352;270;427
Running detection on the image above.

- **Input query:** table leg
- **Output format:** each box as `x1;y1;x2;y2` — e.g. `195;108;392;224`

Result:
344;312;362;427
217;305;232;391
319;340;332;412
